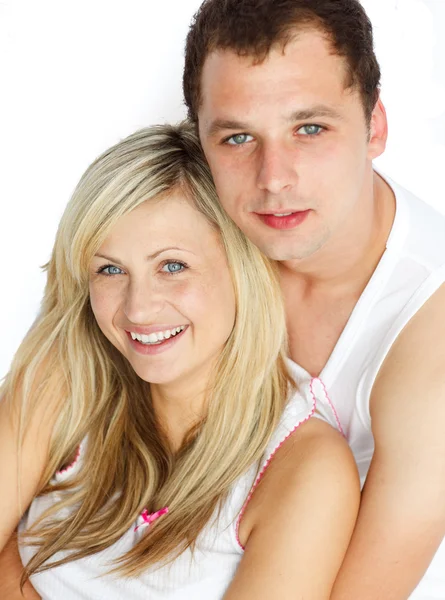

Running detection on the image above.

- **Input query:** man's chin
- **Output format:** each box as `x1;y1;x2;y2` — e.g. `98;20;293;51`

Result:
251;230;330;263
254;241;314;262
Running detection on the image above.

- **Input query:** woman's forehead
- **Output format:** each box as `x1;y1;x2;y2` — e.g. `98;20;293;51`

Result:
97;193;223;260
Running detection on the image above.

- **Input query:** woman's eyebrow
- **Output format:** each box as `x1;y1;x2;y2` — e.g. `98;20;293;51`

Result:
94;252;123;264
146;247;196;260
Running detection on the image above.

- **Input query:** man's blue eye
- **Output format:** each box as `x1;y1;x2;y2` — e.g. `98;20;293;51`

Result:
162;262;185;274
226;133;254;145
100;265;123;276
298;125;323;136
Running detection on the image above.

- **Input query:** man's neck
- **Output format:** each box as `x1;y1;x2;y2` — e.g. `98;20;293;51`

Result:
279;170;397;376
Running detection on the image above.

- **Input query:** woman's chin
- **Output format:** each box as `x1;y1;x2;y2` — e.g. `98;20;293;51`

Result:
132;364;181;387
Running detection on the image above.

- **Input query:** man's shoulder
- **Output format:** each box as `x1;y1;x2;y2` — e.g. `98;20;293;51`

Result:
388;176;445;270
372;281;445;423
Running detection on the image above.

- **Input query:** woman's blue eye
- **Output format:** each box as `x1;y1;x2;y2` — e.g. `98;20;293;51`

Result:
162;262;185;274
297;125;323;136
225;133;254;146
100;265;123;276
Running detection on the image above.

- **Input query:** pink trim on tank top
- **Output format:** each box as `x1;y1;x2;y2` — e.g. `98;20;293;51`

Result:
56;444;82;475
134;507;169;533
235;385;317;550
316;377;345;437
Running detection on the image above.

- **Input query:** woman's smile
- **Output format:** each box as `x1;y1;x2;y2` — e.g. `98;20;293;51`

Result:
126;324;188;355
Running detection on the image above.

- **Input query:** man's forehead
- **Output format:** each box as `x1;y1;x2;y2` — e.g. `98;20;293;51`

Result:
199;33;353;129
201;32;348;95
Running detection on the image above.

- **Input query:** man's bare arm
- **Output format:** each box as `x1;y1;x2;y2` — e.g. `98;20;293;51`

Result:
331;283;445;599
0;533;41;599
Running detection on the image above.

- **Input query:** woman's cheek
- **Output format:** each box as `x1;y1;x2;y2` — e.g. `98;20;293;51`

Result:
89;284;119;328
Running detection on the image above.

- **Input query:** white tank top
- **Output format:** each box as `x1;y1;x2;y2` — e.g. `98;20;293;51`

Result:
289;172;445;600
19;371;336;600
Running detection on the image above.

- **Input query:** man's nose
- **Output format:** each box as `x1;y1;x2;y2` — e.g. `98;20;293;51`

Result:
256;142;298;195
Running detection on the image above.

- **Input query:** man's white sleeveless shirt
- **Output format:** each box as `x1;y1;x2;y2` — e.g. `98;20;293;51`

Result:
290;171;445;599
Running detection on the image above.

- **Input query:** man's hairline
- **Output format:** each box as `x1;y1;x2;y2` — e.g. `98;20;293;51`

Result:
193;25;363;126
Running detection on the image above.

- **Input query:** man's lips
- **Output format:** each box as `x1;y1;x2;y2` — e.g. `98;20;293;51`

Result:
255;210;311;230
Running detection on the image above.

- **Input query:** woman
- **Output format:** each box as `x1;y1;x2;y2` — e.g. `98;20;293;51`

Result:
0;123;359;599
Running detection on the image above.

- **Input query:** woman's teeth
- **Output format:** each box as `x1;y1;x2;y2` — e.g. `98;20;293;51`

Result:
130;326;185;345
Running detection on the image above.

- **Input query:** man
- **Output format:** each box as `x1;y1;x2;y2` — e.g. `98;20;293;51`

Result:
183;0;445;598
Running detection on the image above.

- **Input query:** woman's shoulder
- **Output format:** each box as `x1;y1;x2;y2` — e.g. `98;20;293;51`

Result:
224;416;360;599
238;408;359;549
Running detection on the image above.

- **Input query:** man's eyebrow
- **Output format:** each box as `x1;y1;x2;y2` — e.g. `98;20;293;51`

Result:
205;106;344;137
206;119;250;138
287;106;344;122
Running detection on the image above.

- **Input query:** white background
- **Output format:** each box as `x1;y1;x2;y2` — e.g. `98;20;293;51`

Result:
1;0;444;378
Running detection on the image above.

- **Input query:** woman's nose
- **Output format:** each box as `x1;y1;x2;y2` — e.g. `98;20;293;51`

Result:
123;277;165;325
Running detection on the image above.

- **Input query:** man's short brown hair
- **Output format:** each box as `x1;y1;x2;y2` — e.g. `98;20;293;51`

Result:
183;0;381;124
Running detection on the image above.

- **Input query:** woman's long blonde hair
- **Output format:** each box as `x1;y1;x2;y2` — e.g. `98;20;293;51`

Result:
3;122;292;581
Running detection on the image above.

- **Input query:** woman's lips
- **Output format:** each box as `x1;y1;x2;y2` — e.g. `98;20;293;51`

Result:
126;326;187;355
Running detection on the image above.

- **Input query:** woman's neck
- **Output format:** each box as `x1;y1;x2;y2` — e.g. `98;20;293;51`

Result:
150;377;210;453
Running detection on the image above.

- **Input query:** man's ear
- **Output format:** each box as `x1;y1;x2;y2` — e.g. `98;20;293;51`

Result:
367;97;388;160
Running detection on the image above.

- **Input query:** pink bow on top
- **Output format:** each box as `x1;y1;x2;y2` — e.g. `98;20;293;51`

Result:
134;507;169;532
